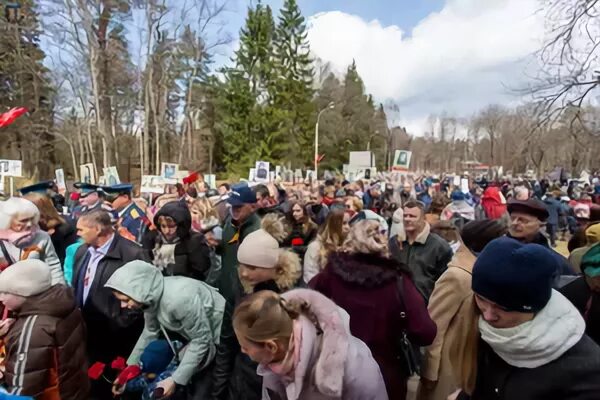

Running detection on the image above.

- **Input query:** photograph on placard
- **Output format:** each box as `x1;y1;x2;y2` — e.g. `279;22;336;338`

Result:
55;169;66;191
249;168;257;182
79;163;96;184
161;162;179;179
255;161;270;182
103;166;121;185
141;175;166;194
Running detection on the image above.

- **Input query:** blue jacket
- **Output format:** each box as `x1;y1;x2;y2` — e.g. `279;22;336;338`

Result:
544;197;561;225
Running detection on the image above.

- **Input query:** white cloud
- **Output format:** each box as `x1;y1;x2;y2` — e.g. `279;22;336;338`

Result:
306;0;545;135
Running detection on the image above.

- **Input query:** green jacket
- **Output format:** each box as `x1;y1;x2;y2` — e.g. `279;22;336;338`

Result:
105;260;225;385
217;213;261;303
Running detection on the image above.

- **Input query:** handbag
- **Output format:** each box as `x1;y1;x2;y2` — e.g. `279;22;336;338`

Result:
395;273;422;377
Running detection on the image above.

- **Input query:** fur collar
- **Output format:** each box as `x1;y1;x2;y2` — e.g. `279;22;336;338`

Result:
326;252;400;288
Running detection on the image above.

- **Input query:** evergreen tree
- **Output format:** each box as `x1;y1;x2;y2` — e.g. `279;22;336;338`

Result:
273;0;315;166
0;1;55;178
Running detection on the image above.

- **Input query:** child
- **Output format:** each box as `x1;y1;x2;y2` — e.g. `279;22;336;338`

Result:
0;260;88;399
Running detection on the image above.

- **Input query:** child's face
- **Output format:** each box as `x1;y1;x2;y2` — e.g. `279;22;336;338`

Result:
0;292;26;311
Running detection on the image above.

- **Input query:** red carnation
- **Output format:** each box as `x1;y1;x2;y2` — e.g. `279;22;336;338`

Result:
115;365;142;385
111;356;127;371
183;172;199;185
88;362;106;380
291;237;304;246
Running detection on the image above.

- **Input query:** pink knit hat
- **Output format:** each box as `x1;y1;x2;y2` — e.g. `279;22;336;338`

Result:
237;229;280;268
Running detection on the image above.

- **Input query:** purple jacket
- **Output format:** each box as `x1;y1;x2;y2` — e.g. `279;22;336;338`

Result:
258;289;388;400
310;252;437;399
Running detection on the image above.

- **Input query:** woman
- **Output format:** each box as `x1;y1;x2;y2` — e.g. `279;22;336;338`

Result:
310;220;436;400
0;197;64;285
284;201;318;260
24;192;78;265
417;220;507;400
232;289;388;400
452;237;600;400
142;201;211;281
344;196;364;218
211;214;302;400
477;186;508;222
303;209;350;283
106;260;226;399
190;197;220;233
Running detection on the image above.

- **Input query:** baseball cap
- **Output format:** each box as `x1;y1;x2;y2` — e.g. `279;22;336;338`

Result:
227;184;257;207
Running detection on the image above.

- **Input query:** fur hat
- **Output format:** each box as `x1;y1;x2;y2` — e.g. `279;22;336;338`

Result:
472;237;557;313
0;259;51;297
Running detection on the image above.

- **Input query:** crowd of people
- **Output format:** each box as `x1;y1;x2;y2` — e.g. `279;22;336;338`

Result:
0;171;600;400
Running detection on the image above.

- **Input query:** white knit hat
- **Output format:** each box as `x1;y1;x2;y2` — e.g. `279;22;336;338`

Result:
237;229;280;268
0;259;52;297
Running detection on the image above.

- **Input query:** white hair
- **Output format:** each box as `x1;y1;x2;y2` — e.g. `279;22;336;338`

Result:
0;197;41;230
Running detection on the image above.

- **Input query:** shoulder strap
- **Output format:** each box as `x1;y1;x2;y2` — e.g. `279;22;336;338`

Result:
395;273;407;320
0;240;15;267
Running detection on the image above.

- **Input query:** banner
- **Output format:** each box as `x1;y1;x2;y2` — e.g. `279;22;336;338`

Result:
392;150;412;171
79;163;96;184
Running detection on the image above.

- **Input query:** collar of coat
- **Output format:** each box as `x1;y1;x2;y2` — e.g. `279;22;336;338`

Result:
410;222;431;245
325;251;402;288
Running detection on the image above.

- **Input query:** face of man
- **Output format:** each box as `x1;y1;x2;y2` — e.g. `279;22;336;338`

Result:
76;219;102;247
403;206;425;235
256;193;271;209
79;192;99;207
231;204;255;223
218;185;228;196
509;212;543;242
111;194;130;211
403;184;412;193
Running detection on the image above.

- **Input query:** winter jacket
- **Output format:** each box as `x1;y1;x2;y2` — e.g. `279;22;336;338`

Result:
1;231;65;286
72;234;146;364
105;261;226;386
418;245;478;400
506;232;575;276
4;285;89;400
142;202;211;281
479;187;507;221
49;218;78;267
310;252;436;400
560;276;600;346
217;213;261;304
457;336;600;400
305;204;329;226
390;224;453;301
258;289;388;400
283;220;318;262
544;196;562;226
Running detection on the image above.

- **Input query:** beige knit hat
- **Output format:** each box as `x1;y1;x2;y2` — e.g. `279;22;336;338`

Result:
0;259;52;297
237;229;280;268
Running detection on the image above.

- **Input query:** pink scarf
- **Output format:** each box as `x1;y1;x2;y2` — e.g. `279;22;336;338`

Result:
0;226;38;247
267;319;303;377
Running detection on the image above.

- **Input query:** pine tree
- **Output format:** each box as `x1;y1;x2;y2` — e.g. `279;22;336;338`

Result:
0;1;55;178
272;0;315;166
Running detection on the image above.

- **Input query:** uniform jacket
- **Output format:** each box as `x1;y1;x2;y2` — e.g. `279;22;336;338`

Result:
418;245;478;400
217;213;261;303
458;336;600;400
259;289;388;400
72;233;146;363
309;252;436;400
105;262;226;386
389;224;453;301
142;202;211;281
4;285;89;400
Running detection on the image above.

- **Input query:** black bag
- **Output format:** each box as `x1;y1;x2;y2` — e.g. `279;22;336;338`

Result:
395;274;422;377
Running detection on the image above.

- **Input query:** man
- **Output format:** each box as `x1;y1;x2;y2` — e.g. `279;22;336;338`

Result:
218;183;231;196
104;183;150;242
254;184;279;217
305;187;329;225
363;181;382;212
390;200;453;301
72;182;112;219
217;184;261;304
507;198;574;275
73;210;146;398
543;190;562;247
400;181;414;206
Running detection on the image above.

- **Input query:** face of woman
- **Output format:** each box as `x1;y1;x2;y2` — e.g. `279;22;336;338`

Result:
292;205;304;222
10;214;35;232
236;334;281;365
190;206;204;224
158;217;178;241
239;264;277;286
113;292;142;310
342;213;351;236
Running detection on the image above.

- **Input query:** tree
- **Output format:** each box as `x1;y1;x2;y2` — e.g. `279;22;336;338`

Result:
272;0;315;165
0;0;55;179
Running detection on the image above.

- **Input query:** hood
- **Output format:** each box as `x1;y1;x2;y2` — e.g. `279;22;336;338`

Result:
326;252;400;288
19;285;76;318
153;201;191;239
105;260;164;309
481;187;504;205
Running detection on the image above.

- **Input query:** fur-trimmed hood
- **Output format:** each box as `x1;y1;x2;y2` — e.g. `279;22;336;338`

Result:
325;251;403;288
258;288;387;400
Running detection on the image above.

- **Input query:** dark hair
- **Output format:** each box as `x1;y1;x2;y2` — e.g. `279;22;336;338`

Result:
429;193;450;215
460;220;507;253
432;221;461;243
403;200;426;213
253;184;270;199
219;183;231;191
79;210;113;231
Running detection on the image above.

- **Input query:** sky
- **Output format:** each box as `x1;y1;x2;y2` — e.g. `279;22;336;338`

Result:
218;0;546;135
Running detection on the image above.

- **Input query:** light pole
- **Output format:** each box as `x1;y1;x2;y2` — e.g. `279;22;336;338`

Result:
314;102;335;180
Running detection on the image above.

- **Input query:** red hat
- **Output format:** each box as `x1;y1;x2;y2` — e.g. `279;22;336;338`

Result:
183;172;199;185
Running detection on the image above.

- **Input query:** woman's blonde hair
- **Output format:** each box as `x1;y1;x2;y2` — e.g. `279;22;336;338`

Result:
190;197;219;221
233;290;319;344
0;197;40;230
343;220;388;256
24;193;65;230
345;196;363;212
316;209;346;268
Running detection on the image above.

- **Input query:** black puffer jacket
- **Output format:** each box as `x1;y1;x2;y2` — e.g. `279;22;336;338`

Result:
142;201;211;281
458;336;600;400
